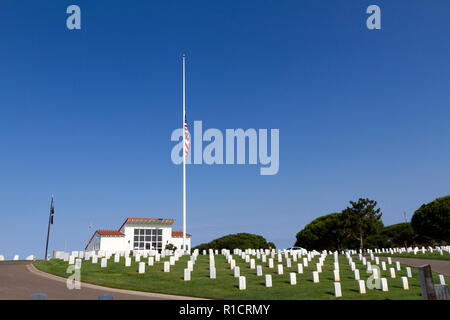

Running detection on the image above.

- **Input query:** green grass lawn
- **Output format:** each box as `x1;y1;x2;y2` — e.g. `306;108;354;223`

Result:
375;251;450;261
33;253;450;300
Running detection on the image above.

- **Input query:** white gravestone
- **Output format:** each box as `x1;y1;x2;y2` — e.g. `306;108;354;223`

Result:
334;282;342;297
92;255;98;264
69;256;75;265
125;257;131;267
210;267;216;279
101;258;107;268
387;257;392;265
358;280;366;294
381;278;389;291
277;264;284;275
164;261;170;272
138;262;145;274
381;261;386;271
372;267;379;279
297;263;303;274
234;266;240;278
268;258;274;269
290;273;297;285
230;259;236;269
334;262;339;271
75;258;82;270
438;274;446;285
187;260;193;271
354;269;360;280
265;274;272;287
256;265;263;276
312;271;319;283
148;257;154;266
250;259;255;269
114;254;120;263
396;261;401;271
389;268;396;278
262;255;267;263
286;258;291;268
239;276;246;290
401;276;409;290
303;257;308;267
170;256;175;266
135;254;140;262
316;263;322;273
184;268;191;281
406;267;412;278
334;270;340;282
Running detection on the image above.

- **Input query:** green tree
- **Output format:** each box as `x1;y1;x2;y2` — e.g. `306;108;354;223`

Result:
193;233;275;251
165;243;177;251
342;198;383;250
295;213;346;251
411;195;450;243
382;222;415;247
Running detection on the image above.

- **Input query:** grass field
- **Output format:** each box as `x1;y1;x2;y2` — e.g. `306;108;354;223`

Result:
375;252;450;261
33;253;450;300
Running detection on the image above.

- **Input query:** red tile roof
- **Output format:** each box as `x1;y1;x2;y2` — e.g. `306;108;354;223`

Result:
172;231;192;238
119;217;176;231
96;230;125;237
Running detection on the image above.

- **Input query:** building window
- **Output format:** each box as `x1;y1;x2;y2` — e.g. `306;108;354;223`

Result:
133;228;163;250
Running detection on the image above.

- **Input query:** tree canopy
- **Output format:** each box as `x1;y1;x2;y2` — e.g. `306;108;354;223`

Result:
193;233;275;251
294;213;346;251
411;195;450;243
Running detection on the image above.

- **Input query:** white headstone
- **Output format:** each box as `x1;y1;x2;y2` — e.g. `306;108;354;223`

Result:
381;261;386;271
265;274;272;287
250;259;256;269
406;267;412;278
358;279;366;294
277;264;284;275
184;268;191;281
164;261;170;272
387;257;392;264
148;257;154;266
373;267;379;279
256;265;263;276
234;266;240;278
438;274;446;285
354;269;360;280
303;257;308;267
316;263;322;273
268;258;274;268
210;267;216;279
334;270;340;282
334;282;342;297
169;256;175;265
92;255;98;264
138;262;145;274
289;272;297;285
101;258;107;268
381;278;389;291
396;261;401;271
389;267;396;278
75;258;82;270
114;254;120;263
312;271;319;283
401;276;409;290
239;276;246;290
334;262;339;271
297;263;303;274
286;258;291;268
125;257;131;267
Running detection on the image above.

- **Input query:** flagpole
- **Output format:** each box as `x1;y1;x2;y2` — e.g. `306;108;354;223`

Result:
182;53;187;254
44;195;53;260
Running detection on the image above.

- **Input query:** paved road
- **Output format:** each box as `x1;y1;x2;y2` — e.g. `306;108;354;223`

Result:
378;257;450;277
0;261;202;300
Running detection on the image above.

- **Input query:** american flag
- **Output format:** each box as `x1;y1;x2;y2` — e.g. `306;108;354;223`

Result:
184;114;190;157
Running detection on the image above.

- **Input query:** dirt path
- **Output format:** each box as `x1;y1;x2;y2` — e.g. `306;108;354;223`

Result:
0;261;204;300
378;257;450;277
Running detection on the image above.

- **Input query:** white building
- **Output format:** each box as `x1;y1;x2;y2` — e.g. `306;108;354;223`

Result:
85;218;191;253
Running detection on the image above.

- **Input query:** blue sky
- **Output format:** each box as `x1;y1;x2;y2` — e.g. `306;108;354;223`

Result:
0;1;449;259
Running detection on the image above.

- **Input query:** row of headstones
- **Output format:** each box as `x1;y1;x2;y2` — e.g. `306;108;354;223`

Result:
0;254;35;261
365;246;450;256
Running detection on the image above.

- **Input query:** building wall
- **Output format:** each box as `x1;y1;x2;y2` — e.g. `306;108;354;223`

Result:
100;236;126;252
86;232;101;251
170;237;191;250
120;222;173;252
